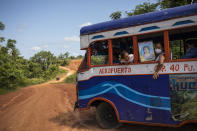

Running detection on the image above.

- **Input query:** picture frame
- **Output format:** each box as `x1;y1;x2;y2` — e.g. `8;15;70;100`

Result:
138;41;155;62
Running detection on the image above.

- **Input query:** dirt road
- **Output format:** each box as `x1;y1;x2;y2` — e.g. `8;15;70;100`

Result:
0;62;196;131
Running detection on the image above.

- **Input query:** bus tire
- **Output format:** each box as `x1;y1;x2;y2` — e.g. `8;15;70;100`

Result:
96;102;121;129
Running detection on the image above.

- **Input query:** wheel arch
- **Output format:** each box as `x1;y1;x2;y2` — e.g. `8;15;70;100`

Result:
87;97;120;121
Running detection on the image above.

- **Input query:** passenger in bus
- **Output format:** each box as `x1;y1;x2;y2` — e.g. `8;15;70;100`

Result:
182;39;197;59
120;50;134;64
153;43;165;79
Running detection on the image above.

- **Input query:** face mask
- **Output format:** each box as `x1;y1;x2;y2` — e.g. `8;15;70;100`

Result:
155;48;162;54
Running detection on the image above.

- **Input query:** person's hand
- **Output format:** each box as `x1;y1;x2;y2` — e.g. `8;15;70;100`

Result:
153;72;159;79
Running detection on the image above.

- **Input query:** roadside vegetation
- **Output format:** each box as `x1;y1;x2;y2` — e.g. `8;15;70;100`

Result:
0;22;83;95
64;72;77;83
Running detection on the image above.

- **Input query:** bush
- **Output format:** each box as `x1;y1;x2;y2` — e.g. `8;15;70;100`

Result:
64;72;77;83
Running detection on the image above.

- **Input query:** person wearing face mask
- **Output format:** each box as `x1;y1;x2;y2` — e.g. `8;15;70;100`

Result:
153;43;165;79
182;39;197;59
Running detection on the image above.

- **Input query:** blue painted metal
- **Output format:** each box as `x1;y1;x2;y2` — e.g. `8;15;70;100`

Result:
77;75;178;125
79;81;170;110
91;35;104;39
139;26;160;32
114;31;129;36
172;20;194;26
80;4;197;35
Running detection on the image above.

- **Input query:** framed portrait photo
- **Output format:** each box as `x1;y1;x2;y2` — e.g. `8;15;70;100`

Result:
138;41;155;62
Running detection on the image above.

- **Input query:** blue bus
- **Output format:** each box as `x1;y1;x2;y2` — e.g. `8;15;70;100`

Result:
75;4;197;128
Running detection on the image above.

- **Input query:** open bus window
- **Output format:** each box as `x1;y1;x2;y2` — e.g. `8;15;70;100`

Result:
90;40;108;66
169;26;197;60
78;51;88;70
138;32;164;62
112;37;133;64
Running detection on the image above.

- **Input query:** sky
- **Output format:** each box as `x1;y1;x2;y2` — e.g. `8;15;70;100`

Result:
0;0;157;59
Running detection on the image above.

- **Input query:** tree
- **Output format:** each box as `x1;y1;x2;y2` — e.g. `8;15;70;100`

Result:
126;1;159;16
6;39;19;58
110;11;122;20
0;21;5;43
64;52;69;58
0;21;5;30
109;0;197;20
158;0;191;9
57;52;70;66
30;51;56;71
76;55;83;59
7;39;16;49
28;61;42;78
0;21;63;91
69;56;75;59
0;38;23;89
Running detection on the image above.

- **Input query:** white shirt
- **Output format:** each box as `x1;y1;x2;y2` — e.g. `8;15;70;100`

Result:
120;54;134;63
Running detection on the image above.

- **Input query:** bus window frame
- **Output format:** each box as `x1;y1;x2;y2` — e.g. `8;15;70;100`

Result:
85;25;197;70
167;25;197;62
88;40;111;68
110;36;136;65
135;31;167;64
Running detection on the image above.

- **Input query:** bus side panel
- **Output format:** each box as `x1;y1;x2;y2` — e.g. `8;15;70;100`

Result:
170;74;197;121
78;75;178;125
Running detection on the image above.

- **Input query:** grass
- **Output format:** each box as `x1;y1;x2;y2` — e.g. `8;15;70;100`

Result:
0;87;20;95
64;72;77;83
23;68;67;86
0;68;67;95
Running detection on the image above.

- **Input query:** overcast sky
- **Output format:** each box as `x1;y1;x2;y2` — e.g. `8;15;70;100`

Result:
0;0;156;59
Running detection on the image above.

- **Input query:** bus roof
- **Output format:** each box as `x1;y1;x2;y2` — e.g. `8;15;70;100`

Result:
80;4;197;36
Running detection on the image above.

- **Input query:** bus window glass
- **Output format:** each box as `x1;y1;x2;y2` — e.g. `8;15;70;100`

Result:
112;37;133;64
90;40;108;66
137;32;164;62
169;26;197;60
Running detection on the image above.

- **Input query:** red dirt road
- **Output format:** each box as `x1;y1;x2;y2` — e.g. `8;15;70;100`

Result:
0;63;196;131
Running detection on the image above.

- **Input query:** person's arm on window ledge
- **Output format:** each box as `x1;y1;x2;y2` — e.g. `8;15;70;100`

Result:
153;54;165;79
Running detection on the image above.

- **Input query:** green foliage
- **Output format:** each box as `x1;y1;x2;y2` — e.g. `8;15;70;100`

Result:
76;55;83;59
30;51;57;71
110;11;122;20
57;52;70;66
0;37;5;43
158;0;190;9
0;30;64;94
64;72;77;83
171;90;197;120
126;2;159;16
0;21;5;43
0;38;24;90
91;55;107;65
57;52;83;66
170;40;184;59
110;0;197;20
0;21;80;95
0;21;5;30
0;88;20;95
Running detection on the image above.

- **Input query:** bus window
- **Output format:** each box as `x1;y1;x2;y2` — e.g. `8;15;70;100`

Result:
169;26;197;60
112;37;133;64
137;32;164;62
90;40;108;66
78;51;88;70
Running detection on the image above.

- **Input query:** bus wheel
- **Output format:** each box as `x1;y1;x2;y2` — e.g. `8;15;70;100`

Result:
96;102;121;129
